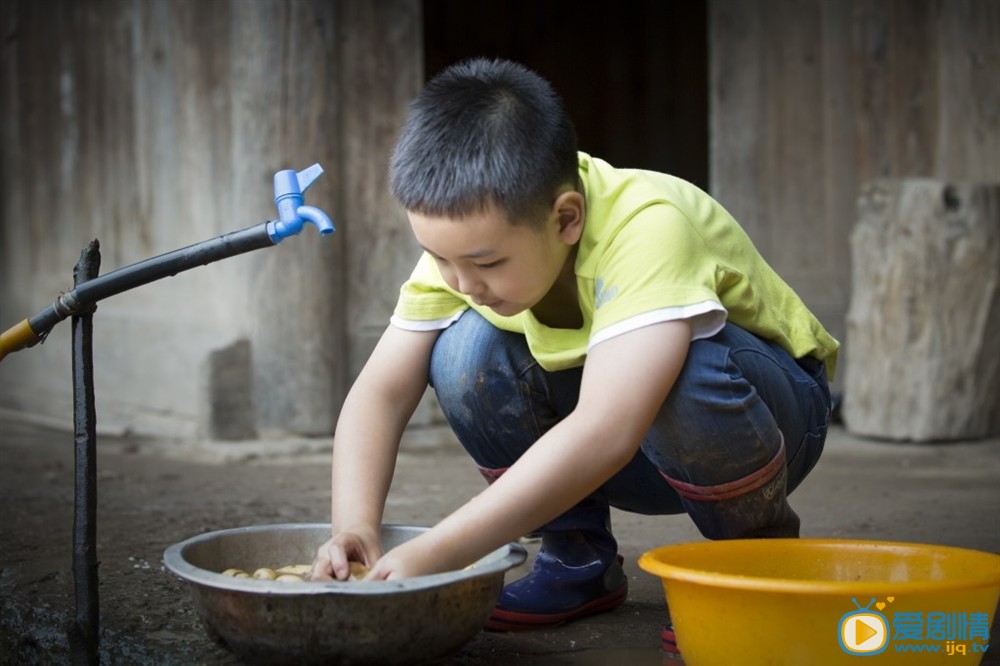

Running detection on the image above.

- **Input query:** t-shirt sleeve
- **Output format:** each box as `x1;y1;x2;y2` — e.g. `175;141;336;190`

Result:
391;252;469;331
588;203;728;349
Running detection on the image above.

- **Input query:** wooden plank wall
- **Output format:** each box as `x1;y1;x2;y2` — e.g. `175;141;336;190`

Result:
0;0;422;438
6;0;994;435
338;1;424;382
710;0;999;387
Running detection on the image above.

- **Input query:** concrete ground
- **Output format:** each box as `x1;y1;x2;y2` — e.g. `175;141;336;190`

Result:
0;416;998;664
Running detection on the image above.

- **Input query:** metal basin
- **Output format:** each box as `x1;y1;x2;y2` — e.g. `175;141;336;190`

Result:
163;523;527;665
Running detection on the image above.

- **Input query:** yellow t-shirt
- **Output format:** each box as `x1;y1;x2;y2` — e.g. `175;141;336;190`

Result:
392;153;840;379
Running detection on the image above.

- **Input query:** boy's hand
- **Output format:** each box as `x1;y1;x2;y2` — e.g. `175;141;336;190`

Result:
364;532;459;581
310;526;382;581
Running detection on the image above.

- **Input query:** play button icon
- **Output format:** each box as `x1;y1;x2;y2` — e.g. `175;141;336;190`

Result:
840;611;888;654
855;618;878;644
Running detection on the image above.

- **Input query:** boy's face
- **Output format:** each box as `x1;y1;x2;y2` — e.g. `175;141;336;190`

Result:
408;196;582;318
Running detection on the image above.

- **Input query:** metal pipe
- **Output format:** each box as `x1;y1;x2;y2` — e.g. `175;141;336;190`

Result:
73;222;273;305
0;222;275;361
68;240;101;665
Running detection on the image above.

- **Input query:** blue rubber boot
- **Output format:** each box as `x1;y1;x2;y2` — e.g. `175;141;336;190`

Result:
485;497;628;631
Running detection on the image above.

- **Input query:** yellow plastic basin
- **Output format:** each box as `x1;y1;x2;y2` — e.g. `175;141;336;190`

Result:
639;539;1000;665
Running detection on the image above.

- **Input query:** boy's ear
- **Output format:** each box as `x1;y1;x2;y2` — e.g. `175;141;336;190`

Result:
552;190;585;244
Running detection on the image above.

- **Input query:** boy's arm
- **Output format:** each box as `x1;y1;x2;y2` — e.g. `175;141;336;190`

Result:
368;319;692;579
311;324;439;581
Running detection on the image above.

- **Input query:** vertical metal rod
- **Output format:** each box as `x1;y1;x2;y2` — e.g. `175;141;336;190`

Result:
69;240;101;665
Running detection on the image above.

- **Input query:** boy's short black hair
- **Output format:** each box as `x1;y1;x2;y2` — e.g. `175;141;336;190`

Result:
389;58;579;226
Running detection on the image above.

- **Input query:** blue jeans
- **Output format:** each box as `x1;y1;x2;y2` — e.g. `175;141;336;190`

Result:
428;310;832;539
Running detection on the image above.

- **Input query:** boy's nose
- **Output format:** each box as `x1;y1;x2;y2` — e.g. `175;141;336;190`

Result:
456;273;484;297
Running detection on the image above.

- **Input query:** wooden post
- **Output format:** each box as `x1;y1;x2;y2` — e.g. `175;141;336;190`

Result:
843;179;1000;441
70;240;101;665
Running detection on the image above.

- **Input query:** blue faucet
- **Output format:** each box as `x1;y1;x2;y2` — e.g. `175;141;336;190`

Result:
267;163;335;243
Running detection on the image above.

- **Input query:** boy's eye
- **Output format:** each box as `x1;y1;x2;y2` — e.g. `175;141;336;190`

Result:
475;259;505;269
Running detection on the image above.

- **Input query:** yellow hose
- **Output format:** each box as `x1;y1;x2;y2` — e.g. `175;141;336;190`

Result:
0;319;39;363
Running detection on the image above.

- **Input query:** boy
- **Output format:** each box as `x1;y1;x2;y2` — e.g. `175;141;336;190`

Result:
311;58;837;636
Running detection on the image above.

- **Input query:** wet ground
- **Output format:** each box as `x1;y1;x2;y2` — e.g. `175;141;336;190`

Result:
1;416;998;664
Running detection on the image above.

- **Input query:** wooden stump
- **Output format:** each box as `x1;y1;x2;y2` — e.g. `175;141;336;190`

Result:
843;179;1000;441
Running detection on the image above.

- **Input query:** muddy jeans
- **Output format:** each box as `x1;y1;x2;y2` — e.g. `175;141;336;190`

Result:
428;310;832;539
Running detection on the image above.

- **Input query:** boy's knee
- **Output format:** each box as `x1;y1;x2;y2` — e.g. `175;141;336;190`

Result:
428;311;532;412
644;337;783;476
429;311;488;388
